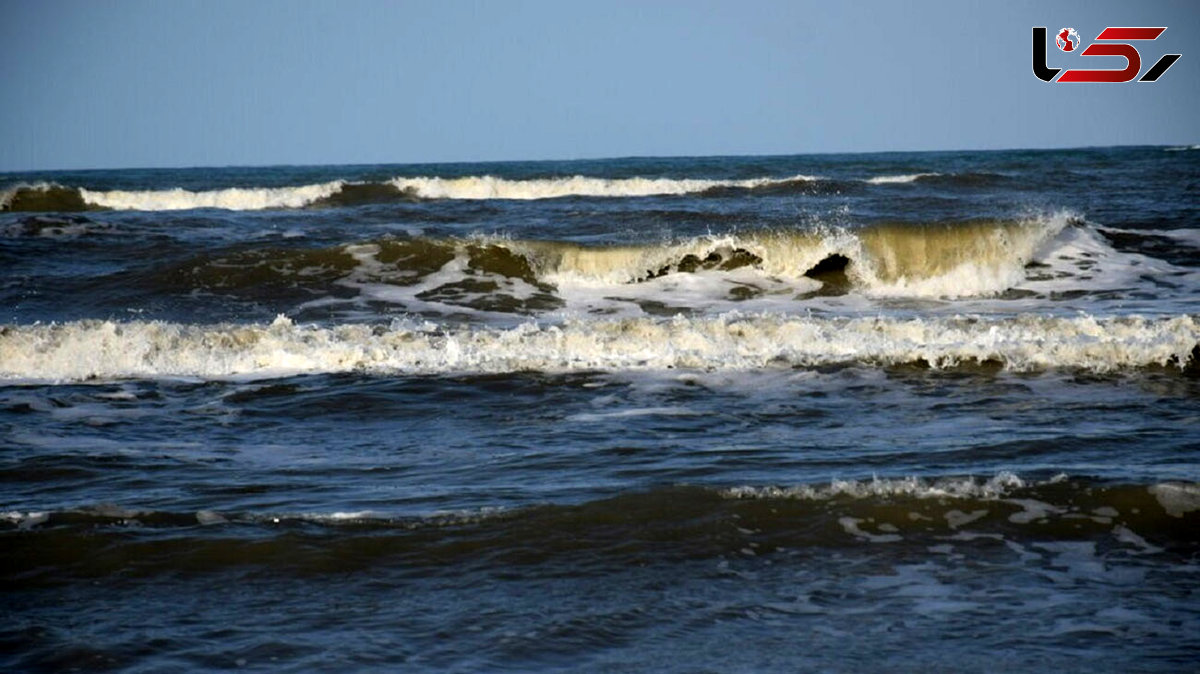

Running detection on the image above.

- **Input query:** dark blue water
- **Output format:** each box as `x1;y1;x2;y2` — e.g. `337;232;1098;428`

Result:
2;146;1199;672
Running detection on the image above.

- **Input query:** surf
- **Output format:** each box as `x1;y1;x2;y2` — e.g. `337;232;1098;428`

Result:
135;214;1072;310
2;311;1196;383
1;174;819;212
0;169;1031;212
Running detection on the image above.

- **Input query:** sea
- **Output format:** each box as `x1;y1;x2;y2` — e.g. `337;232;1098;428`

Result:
2;146;1198;672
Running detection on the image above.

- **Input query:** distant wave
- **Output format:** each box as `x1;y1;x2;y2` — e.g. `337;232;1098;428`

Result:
0;170;1028;212
1165;145;1200;151
0;174;819;212
2;311;1195;382
390;174;818;200
78;181;348;211
0;180;347;212
864;173;941;185
861;172;1013;187
0;182;91;212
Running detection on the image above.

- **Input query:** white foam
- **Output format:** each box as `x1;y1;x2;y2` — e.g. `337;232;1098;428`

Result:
864;173;939;185
944;509;988;529
839;516;903;543
7;174;822;212
389;174;816;200
307;510;383;522
1153;228;1200;247
1112;525;1163;554
724;473;1027;502
1011;221;1200;314
78;181;346;211
2;312;1197;383
1006;498;1064;524
565;406;698;422
309;243;549;322
195;510;228;525
2;511;50;530
549;267;824;319
1148;482;1200;518
267;507;511;529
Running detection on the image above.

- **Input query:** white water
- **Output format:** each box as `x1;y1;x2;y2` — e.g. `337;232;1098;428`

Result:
515;213;1068;293
1;312;1195;383
723;472;1029;502
21;174;825;210
79;181;346;211
389;174;817;200
864;173;940;185
250;216;1199;321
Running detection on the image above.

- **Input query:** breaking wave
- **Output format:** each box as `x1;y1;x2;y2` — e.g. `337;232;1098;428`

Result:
864;173;940;185
138;215;1073;305
0;169;1030;212
511;215;1065;295
1;174;818;212
1;312;1196;382
0;182;92;212
387;174;816;200
78;181;348;211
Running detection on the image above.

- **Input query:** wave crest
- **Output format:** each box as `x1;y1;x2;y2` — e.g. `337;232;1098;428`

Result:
389;174;816;200
1;312;1195;382
864;173;940;185
0;182;91;211
78;181;347;211
133;215;1072;309
2;174;819;212
512;214;1068;297
1;169;1024;212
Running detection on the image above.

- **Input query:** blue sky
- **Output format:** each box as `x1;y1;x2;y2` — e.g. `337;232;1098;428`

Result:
1;0;1197;170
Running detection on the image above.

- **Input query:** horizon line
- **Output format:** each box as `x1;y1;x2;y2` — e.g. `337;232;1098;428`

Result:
1;142;1193;175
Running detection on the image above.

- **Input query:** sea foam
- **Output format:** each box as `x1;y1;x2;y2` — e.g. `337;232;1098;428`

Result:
389;174;816;200
9;174;821;212
1;312;1195;383
79;181;347;211
864;173;940;185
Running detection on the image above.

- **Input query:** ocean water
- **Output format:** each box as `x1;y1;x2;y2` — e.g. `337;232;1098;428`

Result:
2;146;1199;672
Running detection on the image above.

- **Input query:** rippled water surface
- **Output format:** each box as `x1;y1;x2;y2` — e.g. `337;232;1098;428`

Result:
3;147;1199;671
